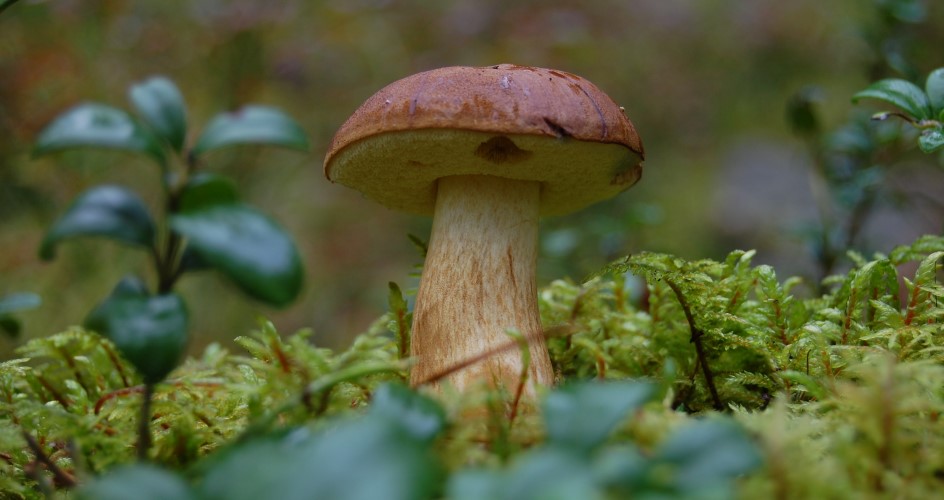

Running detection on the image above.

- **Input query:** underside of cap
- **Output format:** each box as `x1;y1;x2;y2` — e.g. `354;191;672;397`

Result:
324;64;645;216
328;128;642;216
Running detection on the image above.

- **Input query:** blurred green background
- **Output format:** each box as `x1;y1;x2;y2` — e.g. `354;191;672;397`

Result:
2;0;943;356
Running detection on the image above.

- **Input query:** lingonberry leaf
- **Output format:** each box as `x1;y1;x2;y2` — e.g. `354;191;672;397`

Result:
85;277;189;384
654;419;763;493
198;419;441;500
853;78;932;120
76;464;195;500
129;76;188;152
191;105;309;156
918;125;944;153
542;381;654;453
34;103;165;164
924;67;944;113
0;292;40;339
369;383;446;443
40;185;156;260
169;204;303;307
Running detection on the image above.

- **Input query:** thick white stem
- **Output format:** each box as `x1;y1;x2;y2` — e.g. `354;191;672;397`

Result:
411;174;554;395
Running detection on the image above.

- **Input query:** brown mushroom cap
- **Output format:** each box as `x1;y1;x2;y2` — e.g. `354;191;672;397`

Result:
323;64;645;216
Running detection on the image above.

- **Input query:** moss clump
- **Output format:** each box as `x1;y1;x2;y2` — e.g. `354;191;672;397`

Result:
1;235;942;498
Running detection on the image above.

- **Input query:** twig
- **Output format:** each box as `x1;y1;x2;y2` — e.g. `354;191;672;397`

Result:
506;331;531;425
94;380;222;415
21;431;76;488
664;279;724;411
414;330;558;388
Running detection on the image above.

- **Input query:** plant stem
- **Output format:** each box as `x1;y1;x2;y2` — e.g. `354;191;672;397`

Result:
665;279;724;411
157;190;183;293
137;383;155;461
21;431;76;488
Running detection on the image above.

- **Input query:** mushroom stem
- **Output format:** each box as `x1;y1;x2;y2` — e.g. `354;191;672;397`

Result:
411;174;554;395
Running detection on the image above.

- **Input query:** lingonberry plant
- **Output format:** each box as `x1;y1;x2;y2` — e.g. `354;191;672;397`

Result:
853;66;944;153
785;0;943;285
30;76;308;460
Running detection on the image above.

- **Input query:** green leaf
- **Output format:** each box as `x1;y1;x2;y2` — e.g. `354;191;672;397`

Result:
40;185;156;260
918;126;944;153
129;76;188;152
34;103;165;163
924;67;944;112
369;383;446;443
0;292;41;315
542;381;654;453
191;105;309;156
198;420;440;500
654;419;763;492
76;464;195;500
170;204;303;307
785;86;822;136
450;448;602;500
388;281;408;313
0;316;21;338
178;172;239;212
85;277;189;384
853;79;932;120
0;293;41;339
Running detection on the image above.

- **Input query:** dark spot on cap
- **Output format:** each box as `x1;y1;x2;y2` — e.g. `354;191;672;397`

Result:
474;136;532;164
543;117;571;139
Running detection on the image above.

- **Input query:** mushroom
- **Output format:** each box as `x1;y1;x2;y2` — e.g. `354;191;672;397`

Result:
323;64;644;396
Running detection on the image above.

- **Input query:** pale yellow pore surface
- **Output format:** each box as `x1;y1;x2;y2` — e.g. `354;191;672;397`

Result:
411;175;554;394
325;129;643;217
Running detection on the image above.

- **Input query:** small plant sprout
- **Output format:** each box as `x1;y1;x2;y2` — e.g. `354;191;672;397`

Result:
324;65;644;396
33;75;309;459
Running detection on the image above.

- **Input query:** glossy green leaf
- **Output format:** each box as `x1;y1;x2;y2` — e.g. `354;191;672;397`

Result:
926;68;944;112
654;419;763;492
918;126;944;153
853;78;931;120
85;277;188;384
591;446;650;492
34;103;165;163
542;381;654;453
198;420;441;500
0;317;20;339
178;172;239;212
785;86;822;136
170;204;303;306
451;448;601;500
40;185;156;260
191;105;309;156
0;292;41;316
129;76;188;152
76;464;195;500
0;292;41;339
369;383;446;443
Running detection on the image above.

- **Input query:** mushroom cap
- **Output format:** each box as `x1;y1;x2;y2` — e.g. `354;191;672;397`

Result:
323;64;645;216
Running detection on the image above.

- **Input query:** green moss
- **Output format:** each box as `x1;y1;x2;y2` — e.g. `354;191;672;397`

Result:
1;235;942;498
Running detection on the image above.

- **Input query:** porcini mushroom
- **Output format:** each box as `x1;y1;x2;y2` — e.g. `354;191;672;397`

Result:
323;64;644;396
